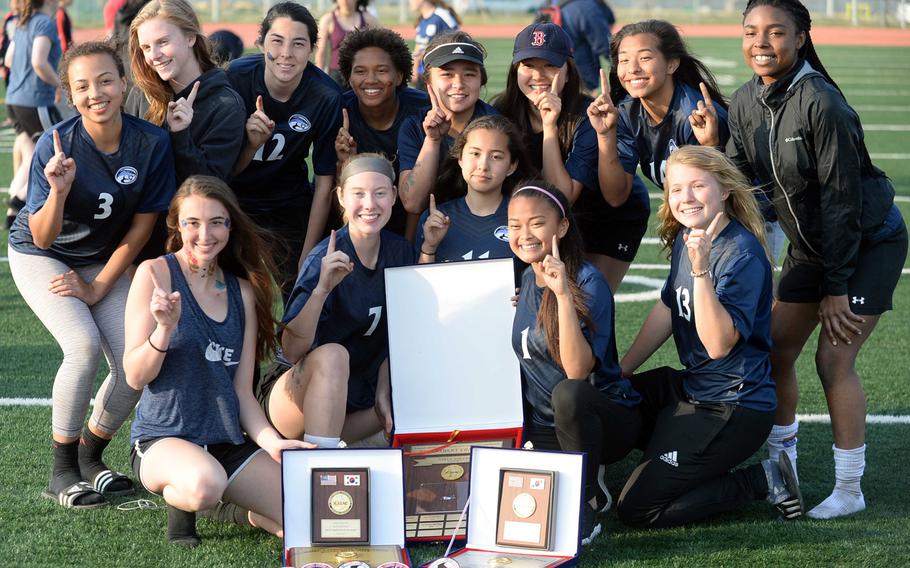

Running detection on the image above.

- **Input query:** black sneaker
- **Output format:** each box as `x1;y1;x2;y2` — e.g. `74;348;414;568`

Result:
594;464;612;513
775;453;804;520
580;503;602;546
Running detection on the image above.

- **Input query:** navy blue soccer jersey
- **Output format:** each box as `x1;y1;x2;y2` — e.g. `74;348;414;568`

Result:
415;8;458;75
414;196;512;262
8;114;176;266
281;226;415;409
659;219;776;411
512;262;639;428
616;82;730;188
526;110;651;223
397;99;498;173
228;55;342;210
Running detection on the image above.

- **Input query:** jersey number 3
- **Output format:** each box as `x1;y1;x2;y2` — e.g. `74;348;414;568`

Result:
364;306;382;336
675;286;692;321
253;133;286;162
93;193;114;220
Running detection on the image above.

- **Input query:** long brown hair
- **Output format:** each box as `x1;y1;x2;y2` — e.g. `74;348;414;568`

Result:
658;145;770;262
129;0;216;125
435;115;538;203
166;176;279;362
18;0;45;26
492;58;584;166
511;181;593;369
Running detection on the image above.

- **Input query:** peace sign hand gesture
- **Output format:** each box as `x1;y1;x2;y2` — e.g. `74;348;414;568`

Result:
335;108;358;164
246;95;275;150
315;230;354;295
540;235;570;297
421;194;450;250
44;130;76;197
166;81;200;133
422;87;452;142
587;69;619;137
689;82;721;147
536;71;563;132
684;211;725;274
149;268;182;330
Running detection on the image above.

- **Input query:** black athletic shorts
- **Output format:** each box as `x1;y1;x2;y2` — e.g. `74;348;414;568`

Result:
572;190;649;262
247;203;311;298
256;360;293;424
130;437;262;495
8;104;62;140
778;216;908;315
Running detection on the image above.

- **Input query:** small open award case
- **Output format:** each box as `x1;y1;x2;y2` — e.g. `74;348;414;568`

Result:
495;469;556;550
421;447;585;568
384;259;525;542
282;448;411;567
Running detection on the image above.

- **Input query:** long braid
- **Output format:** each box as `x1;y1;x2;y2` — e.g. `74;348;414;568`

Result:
743;0;841;93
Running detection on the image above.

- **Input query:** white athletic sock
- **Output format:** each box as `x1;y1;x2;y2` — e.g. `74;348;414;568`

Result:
807;444;866;519
303;434;342;448
767;420;799;479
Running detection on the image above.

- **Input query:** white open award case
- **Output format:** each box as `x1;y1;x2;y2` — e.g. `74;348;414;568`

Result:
424;446;586;568
281;448;410;566
384;259;525;542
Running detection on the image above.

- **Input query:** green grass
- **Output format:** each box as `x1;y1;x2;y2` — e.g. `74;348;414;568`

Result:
1;38;909;566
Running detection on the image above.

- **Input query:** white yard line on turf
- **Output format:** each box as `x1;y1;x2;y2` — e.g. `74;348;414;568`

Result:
2;396;909;423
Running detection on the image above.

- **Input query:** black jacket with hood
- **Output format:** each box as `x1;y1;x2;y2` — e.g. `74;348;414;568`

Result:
126;67;245;184
726;59;895;297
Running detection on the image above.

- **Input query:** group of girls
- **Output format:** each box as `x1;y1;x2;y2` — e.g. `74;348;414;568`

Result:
6;0;906;550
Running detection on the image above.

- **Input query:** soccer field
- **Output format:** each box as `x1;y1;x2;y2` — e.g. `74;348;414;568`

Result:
1;37;908;566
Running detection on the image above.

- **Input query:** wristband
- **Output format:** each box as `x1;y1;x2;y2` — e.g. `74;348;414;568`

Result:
690;267;711;278
421;248;436;256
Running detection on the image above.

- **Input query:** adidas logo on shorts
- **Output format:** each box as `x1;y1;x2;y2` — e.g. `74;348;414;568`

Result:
659;451;679;467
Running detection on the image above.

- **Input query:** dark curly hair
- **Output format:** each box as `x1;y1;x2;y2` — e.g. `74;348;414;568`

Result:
59;41;126;105
338;27;413;87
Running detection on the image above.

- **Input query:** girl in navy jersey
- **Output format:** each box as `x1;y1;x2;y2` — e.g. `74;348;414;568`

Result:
508;181;640;546
494;23;650;292
7;42;176;509
416;115;535;263
410;0;459;86
126;176;310;546
256;154;414;449
718;0;908;519
397;31;497;216
592;20;729;193
617;146;801;528
335;27;429;237
228;2;342;297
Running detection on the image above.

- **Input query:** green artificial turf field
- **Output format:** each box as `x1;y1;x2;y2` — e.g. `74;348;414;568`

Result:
0;37;908;567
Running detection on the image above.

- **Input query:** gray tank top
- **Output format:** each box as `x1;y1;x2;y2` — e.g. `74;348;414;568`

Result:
131;254;246;445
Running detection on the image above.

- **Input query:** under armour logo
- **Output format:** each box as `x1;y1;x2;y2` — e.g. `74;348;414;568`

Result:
531;30;546;47
852;296;865;305
617;243;629;251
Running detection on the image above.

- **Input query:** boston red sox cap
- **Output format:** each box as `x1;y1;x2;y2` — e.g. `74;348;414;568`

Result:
512;23;574;67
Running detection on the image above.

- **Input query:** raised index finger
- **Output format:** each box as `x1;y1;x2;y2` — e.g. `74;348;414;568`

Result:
599;68;608;96
429;193;437;214
427;86;439;110
705;211;725;238
52;129;63;155
342;108;349;131
551;235;560;261
186;81;201;106
699;82;713;107
327;229;336;255
256;95;265;113
551;70;561;94
149;267;163;291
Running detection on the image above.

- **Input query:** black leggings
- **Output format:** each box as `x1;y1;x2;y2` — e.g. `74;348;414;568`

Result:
617;367;774;528
524;380;641;502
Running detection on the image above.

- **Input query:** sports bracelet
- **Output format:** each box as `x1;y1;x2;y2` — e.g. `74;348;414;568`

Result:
147;335;167;353
421;248;436;256
690;267;711;278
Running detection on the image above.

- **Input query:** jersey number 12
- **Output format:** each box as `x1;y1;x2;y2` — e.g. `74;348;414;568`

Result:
253;133;286;162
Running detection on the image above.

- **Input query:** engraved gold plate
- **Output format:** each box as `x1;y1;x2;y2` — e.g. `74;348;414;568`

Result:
441;464;465;481
511;493;537;519
329;491;354;515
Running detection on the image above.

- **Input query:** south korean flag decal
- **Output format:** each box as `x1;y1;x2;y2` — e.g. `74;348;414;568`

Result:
343;473;361;486
115;166;138;185
289;114;311;133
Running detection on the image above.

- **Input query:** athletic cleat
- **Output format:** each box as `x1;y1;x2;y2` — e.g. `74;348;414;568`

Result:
776;453;804;519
